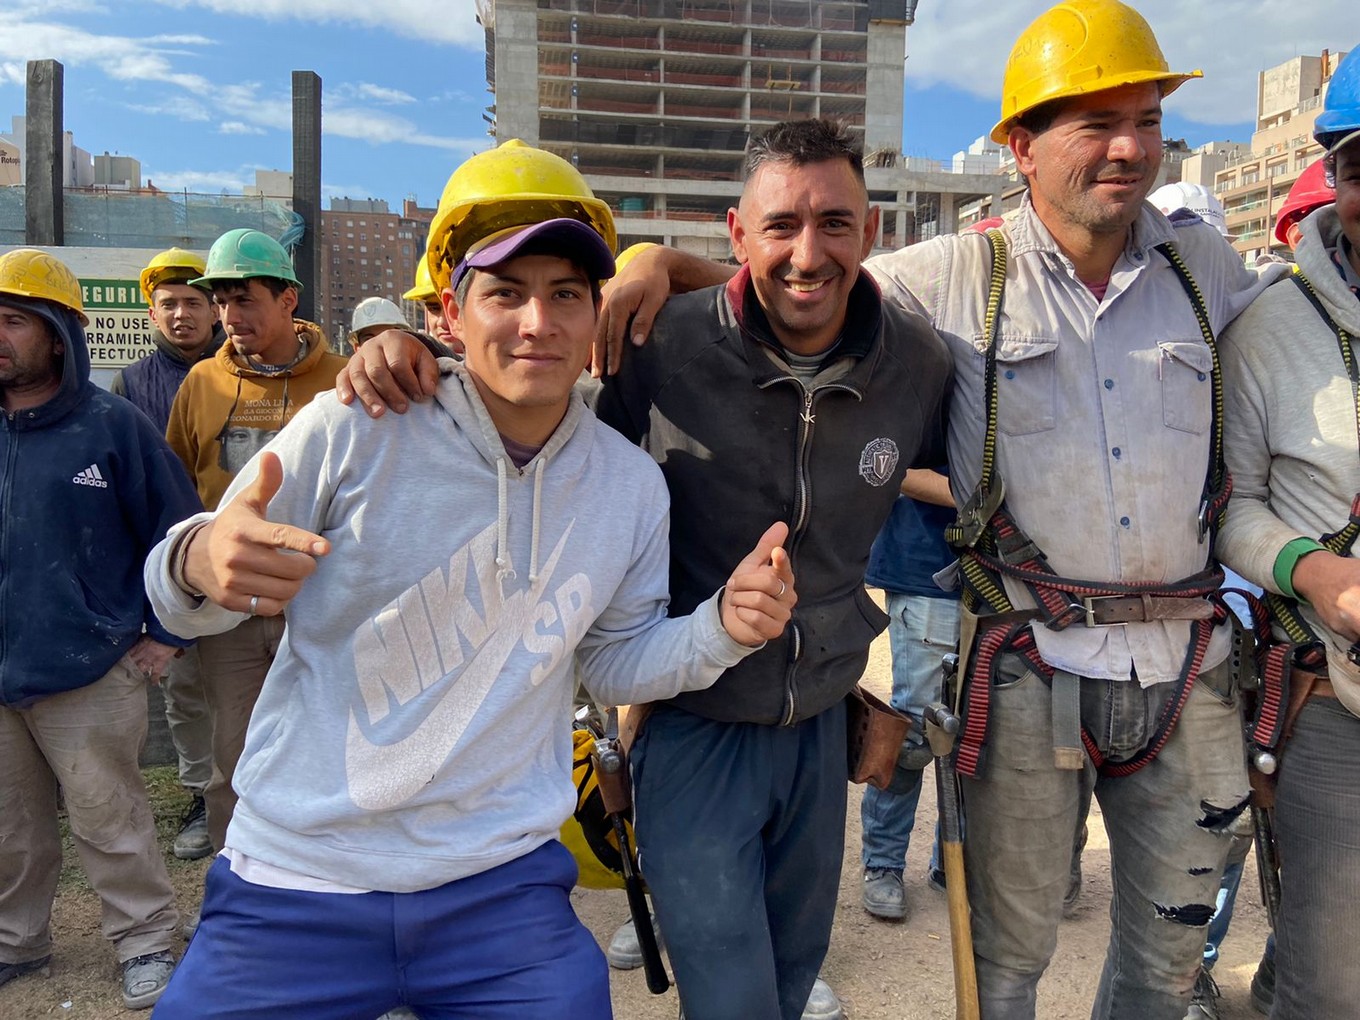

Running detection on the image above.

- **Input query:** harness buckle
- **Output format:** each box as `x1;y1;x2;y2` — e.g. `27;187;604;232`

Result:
1197;498;1211;544
1078;594;1126;628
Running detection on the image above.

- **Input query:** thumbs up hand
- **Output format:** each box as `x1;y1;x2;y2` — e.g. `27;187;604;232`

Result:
182;452;330;616
720;521;796;647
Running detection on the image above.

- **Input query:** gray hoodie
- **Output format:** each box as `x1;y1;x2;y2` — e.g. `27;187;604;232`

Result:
1220;206;1360;716
146;359;754;892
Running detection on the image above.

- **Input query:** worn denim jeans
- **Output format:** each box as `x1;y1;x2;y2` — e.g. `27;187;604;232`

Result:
960;652;1248;1020
861;593;959;871
1272;696;1360;1019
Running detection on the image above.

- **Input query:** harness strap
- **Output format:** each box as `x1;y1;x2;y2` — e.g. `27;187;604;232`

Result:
947;231;1232;779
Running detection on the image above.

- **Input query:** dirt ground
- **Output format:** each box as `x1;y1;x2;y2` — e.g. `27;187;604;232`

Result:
1;605;1271;1020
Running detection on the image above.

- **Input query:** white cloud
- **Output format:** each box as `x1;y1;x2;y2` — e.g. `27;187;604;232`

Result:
128;96;212;122
219;120;265;135
906;0;1352;128
351;82;416;105
143;166;255;192
149;0;483;48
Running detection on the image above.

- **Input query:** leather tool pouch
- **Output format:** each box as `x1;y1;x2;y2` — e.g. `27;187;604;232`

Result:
846;685;913;790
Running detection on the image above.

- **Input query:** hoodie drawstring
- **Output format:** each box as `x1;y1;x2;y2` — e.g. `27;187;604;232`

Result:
493;454;549;586
528;458;545;584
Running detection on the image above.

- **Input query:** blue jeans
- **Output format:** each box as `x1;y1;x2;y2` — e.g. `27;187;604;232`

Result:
961;653;1249;1020
633;702;847;1020
861;592;959;872
152;843;611;1019
1272;695;1360;1018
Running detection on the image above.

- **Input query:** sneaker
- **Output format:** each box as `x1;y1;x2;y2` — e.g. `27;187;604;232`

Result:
172;795;212;861
862;867;907;920
121;951;175;1010
1249;950;1275;1015
0;955;50;988
926;866;946;892
802;977;843;1020
606;914;663;971
180;905;200;941
1185;968;1221;1020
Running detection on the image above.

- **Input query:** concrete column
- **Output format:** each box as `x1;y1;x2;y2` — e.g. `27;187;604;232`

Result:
25;60;63;246
864;21;905;156
292;70;322;321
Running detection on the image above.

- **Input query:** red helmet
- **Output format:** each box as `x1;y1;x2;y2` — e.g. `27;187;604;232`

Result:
1273;159;1335;246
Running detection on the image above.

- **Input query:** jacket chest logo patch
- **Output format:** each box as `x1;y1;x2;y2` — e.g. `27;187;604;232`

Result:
858;438;899;487
72;464;108;489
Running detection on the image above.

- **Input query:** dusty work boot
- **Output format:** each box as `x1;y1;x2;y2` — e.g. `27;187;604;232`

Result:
1249;949;1275;1015
926;866;947;892
122;951;176;1010
862;867;907;920
606;914;663;970
1185;968;1221;1020
180;905;200;940
0;956;51;988
172;794;212;861
802;977;843;1020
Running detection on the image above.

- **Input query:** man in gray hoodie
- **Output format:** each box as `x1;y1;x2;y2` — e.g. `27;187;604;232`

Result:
144;196;796;1017
1217;49;1360;1018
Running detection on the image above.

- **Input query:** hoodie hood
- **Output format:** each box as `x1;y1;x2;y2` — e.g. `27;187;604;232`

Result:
152;321;226;368
220;318;330;379
1295;205;1360;336
0;296;91;430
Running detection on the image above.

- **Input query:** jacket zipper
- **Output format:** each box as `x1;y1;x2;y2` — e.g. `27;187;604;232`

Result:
779;380;858;725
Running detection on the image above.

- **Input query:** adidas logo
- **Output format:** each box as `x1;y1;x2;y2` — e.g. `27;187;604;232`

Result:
73;464;108;489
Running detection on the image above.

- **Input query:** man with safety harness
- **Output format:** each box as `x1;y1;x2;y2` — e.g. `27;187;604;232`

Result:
1217;45;1360;1019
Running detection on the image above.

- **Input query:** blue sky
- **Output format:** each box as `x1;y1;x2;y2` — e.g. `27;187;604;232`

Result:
0;1;1351;209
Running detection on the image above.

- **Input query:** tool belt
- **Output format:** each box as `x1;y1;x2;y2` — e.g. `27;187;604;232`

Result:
948;229;1233;781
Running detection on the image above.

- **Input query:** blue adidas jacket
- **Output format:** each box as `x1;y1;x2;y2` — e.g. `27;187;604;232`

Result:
0;297;202;707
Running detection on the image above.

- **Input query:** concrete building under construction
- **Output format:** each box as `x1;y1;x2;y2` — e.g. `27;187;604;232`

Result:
475;0;1003;258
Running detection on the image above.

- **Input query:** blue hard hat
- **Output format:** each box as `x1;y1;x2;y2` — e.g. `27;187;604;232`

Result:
1316;47;1360;152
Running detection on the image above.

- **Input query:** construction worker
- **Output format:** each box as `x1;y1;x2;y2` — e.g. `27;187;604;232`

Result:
1274;157;1336;253
163;229;347;872
109;247;225;866
142;145;795;1019
1149;182;1233;240
0;249;201;1009
336;122;953;1020
404;253;460;354
587;4;1290;1017
1217;44;1360;1020
347;296;411;350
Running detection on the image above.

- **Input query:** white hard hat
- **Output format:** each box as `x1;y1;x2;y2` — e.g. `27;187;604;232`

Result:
1149;181;1230;239
348;296;411;343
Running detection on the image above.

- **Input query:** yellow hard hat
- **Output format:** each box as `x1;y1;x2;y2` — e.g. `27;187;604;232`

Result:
139;247;208;305
426;139;616;293
613;242;656;275
0;248;88;325
403;254;439;303
990;0;1201;145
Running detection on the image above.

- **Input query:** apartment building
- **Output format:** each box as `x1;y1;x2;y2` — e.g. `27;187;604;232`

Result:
1214;50;1347;263
476;0;1003;256
317;197;433;348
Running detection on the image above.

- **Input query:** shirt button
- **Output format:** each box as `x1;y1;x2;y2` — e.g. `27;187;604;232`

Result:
1132;250;1144;262
1119;516;1131;527
1112;447;1121;458
1104;378;1115;390
1197;372;1206;381
1005;369;1015;380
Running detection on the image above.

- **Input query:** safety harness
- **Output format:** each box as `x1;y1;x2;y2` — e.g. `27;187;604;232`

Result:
945;229;1233;779
1243;271;1360;765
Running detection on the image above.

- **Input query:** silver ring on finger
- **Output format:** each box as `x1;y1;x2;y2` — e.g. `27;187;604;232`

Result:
776;579;787;599
249;595;260;617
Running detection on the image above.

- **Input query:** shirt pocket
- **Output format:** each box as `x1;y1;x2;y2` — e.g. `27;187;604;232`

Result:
994;335;1059;436
1157;340;1213;435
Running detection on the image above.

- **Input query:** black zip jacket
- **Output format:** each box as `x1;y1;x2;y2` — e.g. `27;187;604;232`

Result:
595;268;952;725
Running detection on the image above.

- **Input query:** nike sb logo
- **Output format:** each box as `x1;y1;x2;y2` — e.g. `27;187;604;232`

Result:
344;519;594;811
73;464;108;488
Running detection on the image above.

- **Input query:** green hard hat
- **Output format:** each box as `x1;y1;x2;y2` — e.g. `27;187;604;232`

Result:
192;228;302;289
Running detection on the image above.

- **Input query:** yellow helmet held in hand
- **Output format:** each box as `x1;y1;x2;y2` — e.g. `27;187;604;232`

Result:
426;140;616;293
139;247;208;305
990;0;1201;144
0;248;89;325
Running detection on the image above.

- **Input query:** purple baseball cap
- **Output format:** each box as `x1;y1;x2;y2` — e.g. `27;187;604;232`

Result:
451;218;615;290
